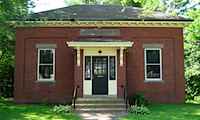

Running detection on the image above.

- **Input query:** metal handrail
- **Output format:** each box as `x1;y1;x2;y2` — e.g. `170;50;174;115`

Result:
122;84;129;110
72;85;78;109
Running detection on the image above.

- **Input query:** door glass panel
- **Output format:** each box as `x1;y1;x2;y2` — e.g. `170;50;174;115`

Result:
85;56;91;80
109;56;116;80
93;57;107;77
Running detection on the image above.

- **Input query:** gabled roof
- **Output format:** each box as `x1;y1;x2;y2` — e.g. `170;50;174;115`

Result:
26;5;191;21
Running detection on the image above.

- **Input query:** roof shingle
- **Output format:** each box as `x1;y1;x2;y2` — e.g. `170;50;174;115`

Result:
26;5;191;21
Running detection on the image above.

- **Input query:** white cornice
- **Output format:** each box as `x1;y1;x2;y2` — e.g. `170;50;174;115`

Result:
10;20;192;28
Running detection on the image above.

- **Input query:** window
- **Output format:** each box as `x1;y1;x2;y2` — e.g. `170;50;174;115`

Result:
144;48;162;81
85;56;91;80
109;56;116;80
37;48;55;81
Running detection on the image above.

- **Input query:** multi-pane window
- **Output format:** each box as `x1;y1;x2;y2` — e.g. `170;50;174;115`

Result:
144;48;162;81
38;48;55;81
109;56;116;80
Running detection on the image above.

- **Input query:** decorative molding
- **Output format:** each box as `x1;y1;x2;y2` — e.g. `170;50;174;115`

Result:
10;21;191;28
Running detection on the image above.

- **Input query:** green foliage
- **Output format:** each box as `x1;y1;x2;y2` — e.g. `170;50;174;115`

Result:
128;93;149;106
52;105;73;114
128;105;150;115
122;104;200;120
186;96;200;104
0;99;80;120
184;9;200;100
0;0;31;97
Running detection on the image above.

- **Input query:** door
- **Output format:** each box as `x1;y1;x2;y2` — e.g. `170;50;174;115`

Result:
92;56;108;95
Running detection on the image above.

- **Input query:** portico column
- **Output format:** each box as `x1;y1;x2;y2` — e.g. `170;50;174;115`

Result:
76;47;80;66
120;47;124;66
117;48;126;97
74;48;83;97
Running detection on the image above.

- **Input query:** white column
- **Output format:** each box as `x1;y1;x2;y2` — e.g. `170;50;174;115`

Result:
120;47;124;66
76;47;80;66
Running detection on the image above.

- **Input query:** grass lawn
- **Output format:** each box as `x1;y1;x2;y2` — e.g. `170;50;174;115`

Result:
121;103;200;120
0;98;80;120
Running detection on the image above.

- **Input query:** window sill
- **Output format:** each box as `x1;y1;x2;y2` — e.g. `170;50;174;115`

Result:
144;79;164;83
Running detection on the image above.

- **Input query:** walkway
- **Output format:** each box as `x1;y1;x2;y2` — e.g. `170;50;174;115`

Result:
77;112;127;120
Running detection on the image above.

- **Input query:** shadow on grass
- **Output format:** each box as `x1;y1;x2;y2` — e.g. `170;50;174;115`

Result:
0;99;80;120
121;103;200;120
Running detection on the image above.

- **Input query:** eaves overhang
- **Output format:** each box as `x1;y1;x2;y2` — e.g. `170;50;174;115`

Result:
10;20;192;28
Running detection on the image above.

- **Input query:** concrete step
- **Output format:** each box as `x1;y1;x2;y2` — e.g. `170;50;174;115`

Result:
74;103;126;108
76;97;124;101
76;98;124;104
75;108;127;113
74;97;127;113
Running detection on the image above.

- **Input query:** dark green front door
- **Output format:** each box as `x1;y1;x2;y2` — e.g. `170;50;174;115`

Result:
92;56;108;95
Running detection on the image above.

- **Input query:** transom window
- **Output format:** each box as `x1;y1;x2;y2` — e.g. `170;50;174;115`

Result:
37;48;55;81
144;48;162;81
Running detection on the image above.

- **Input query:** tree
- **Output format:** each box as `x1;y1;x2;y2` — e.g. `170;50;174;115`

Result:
184;9;200;100
0;0;32;97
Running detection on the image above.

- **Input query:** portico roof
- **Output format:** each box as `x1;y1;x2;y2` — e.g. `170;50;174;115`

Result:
67;41;133;48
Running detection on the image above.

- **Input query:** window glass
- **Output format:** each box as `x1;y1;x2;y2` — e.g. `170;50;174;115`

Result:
38;49;55;81
40;50;53;64
85;56;91;80
39;65;53;79
146;65;160;78
109;56;116;80
146;50;160;63
145;49;162;80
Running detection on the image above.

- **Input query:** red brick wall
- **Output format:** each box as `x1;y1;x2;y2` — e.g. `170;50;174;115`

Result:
14;27;185;103
124;28;185;103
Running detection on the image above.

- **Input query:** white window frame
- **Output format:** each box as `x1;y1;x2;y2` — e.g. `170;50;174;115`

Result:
144;48;162;81
37;48;55;81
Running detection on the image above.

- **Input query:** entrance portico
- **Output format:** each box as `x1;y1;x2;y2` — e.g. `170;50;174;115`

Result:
67;40;133;97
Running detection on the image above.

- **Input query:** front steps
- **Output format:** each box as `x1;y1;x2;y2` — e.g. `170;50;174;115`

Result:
73;96;127;113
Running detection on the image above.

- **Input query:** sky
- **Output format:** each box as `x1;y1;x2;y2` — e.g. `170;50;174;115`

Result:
33;0;66;13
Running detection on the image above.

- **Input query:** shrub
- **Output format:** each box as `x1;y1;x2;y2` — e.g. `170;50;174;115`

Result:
128;105;150;115
52;105;72;114
185;74;200;100
128;93;149;106
0;63;14;98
